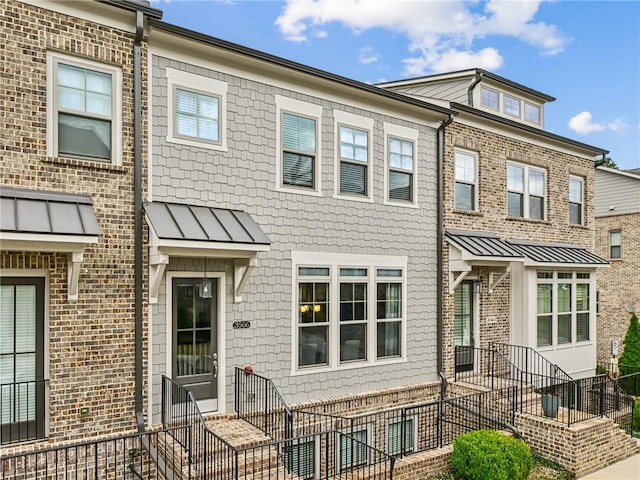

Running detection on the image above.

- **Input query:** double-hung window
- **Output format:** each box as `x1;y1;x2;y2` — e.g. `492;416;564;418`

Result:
387;417;415;456
388;138;414;202
297;268;330;367
47;52;121;164
283;437;317;479
293;253;406;371
569;176;584;225
481;87;499;110
166;68;228;151
609;231;622;259
339;126;369;196
276;96;322;194
454;150;477;210
536;271;592;347
507;163;546;220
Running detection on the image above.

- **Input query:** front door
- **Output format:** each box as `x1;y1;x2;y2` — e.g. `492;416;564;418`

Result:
454;280;475;373
0;277;45;444
172;278;217;403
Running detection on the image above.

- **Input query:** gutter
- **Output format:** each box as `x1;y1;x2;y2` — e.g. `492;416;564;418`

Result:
437;112;455;397
467;71;483;107
133;8;145;432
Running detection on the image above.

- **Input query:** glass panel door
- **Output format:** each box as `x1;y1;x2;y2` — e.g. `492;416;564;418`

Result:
0;277;45;444
172;278;217;401
454;281;474;373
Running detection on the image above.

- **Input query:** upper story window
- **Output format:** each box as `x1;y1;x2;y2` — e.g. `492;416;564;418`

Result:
276;95;322;196
507;163;546;220
283;112;317;189
481;87;499;110
338;126;368;196
504;94;521;117
524;102;541;124
47;52;122;164
454;149;477;211
175;89;219;143
334;111;374;201
569;176;584;225
388;137;414;202
166;68;228;152
609;230;622;259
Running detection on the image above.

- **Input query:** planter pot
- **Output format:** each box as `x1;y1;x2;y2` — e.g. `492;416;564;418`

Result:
541;394;559;418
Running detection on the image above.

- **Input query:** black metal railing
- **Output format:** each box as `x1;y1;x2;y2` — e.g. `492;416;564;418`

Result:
0;379;48;446
491;342;573;387
234;367;293;441
0;427;191;480
598;362;640;396
454;346;519;390
161;375;236;478
290;386;517;458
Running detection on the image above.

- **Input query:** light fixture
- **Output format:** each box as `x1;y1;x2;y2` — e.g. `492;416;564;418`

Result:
199;257;212;299
313;304;321;313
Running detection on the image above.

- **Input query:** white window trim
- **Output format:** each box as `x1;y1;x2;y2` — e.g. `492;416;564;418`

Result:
166;67;228;152
535;271;594;349
609;230;622;259
480;86;499;111
453;148;478;211
333;110;374;203
568;175;584;226
524;101;542;125
507;162;547;220
383;122;419;208
275;95;323;197
290;252;408;375
503;94;521;118
338;425;371;470
46;51;123;165
386;415;418;456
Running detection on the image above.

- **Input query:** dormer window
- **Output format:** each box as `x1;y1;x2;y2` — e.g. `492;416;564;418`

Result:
504;95;521;117
481;87;499;110
524;102;541;124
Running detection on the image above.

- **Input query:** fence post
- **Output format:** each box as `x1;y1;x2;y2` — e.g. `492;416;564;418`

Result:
599;379;605;417
400;408;407;458
437;401;443;448
491;348;495;390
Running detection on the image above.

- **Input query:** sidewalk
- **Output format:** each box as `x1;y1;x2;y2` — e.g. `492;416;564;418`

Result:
581;454;640;479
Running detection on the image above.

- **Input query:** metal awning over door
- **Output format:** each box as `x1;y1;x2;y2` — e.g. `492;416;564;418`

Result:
145;201;270;303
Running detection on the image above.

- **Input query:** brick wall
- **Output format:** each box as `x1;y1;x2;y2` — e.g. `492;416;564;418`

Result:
0;0;148;448
595;213;640;363
441;121;597;377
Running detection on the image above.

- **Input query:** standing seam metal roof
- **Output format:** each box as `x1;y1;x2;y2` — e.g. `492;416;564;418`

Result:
144;202;270;245
507;240;608;265
0;187;99;236
445;231;523;258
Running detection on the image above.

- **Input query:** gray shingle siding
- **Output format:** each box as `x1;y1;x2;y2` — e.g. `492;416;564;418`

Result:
149;54;440;419
595;168;640;216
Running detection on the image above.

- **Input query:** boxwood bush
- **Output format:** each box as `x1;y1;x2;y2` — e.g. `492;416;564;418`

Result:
449;430;533;480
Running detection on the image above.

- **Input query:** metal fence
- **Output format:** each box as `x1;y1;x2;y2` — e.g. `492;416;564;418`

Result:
0;427;190;480
290;386;517;458
0;379;48;446
234;367;293;441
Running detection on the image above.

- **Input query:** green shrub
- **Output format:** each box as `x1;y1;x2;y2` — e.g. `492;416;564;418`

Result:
618;312;640;395
633;398;640;433
449;430;533;480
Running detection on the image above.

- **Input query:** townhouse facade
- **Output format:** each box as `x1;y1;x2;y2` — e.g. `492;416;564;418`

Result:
0;0;163;448
380;69;609;379
594;166;640;364
144;19;453;422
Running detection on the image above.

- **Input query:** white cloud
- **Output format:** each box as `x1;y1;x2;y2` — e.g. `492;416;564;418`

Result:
568;112;628;135
358;47;379;65
568;112;605;135
275;0;568;75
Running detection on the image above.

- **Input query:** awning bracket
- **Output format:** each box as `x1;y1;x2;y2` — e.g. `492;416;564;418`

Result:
149;250;169;304
67;252;84;302
234;257;257;303
449;268;471;294
489;268;510;294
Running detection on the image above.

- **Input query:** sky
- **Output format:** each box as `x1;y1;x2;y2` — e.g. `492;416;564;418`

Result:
152;0;640;170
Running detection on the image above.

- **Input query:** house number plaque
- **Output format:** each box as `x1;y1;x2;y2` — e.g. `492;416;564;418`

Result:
233;321;251;329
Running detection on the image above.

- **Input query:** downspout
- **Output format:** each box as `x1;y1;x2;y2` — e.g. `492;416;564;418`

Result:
134;9;145;431
467;72;483;107
437;112;455;399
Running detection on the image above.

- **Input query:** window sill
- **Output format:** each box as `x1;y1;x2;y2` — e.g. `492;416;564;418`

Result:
166;134;228;152
382;199;419;209
44;156;128;173
452;208;482;216
504;216;551;225
333;193;374;204
275;184;323;197
569;223;589;230
290;357;407;376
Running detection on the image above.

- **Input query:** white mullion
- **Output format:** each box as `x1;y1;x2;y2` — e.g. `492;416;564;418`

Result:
331;267;339;368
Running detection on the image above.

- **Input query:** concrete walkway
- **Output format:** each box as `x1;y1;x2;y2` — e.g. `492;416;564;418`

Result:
581;454;640;479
